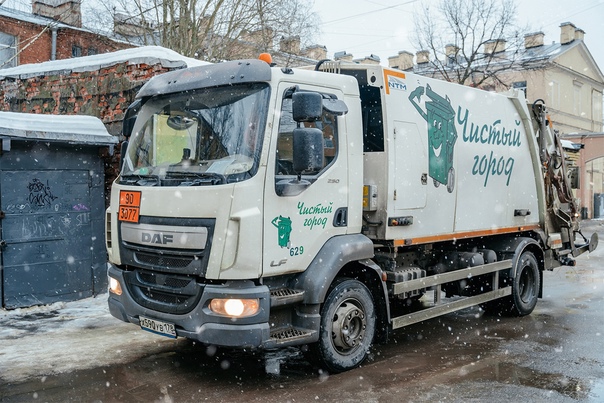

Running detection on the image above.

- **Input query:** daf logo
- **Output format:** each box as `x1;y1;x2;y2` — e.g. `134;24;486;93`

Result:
142;232;174;244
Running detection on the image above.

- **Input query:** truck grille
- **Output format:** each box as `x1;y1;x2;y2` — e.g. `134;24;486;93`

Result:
135;252;193;269
118;217;214;314
124;269;203;315
138;271;192;289
118;217;215;277
140;288;190;305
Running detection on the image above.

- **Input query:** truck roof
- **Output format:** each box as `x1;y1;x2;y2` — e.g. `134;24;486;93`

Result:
137;58;360;99
136;59;272;99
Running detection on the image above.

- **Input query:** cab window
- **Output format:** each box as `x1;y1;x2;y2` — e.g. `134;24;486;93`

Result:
275;95;338;178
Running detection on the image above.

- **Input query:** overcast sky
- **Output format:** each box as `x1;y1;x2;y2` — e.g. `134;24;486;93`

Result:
2;0;602;71
311;0;604;72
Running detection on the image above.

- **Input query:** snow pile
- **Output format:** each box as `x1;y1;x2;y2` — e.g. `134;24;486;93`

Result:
0;46;209;79
0;294;181;383
0;111;117;145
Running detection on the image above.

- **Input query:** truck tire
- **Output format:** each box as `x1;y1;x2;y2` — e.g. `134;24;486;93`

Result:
313;278;376;373
482;251;540;316
510;251;540;316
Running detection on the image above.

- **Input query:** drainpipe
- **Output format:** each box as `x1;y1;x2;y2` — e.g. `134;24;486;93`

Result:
51;24;58;61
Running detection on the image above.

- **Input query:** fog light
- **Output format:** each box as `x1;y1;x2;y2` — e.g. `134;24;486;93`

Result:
109;276;123;296
210;298;259;318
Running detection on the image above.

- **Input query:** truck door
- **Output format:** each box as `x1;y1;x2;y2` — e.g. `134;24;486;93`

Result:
263;85;350;277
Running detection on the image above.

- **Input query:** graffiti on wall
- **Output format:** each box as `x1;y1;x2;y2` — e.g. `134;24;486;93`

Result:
27;178;58;208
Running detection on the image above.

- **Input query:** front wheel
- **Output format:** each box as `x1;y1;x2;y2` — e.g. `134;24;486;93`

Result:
313;278;376;373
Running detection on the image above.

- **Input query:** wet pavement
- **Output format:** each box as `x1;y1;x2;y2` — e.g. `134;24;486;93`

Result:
1;220;603;402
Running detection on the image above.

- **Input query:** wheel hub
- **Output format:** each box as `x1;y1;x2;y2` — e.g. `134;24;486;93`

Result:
332;301;366;351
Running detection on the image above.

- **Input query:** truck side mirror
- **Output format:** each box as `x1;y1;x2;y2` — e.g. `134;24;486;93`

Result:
122;99;142;139
276;127;324;196
119;140;128;171
292;92;322;122
322;98;348;116
293;127;324;174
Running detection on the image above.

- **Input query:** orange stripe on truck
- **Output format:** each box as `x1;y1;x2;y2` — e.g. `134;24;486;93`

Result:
393;224;541;247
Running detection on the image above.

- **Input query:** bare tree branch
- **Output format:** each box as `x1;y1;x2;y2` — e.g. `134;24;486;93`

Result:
412;0;531;88
83;0;319;61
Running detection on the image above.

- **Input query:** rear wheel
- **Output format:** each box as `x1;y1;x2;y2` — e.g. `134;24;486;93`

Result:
510;251;540;316
482;251;540;316
313;278;376;373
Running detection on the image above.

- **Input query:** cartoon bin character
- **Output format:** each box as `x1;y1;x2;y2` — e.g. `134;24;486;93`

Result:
271;215;292;248
409;83;457;193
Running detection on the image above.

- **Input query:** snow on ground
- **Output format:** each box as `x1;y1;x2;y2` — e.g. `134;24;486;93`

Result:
0;294;181;383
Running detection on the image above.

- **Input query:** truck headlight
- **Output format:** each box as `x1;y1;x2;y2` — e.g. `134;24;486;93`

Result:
109;276;123;296
209;298;259;318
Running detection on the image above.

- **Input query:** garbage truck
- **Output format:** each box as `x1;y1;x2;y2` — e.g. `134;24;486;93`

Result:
106;57;598;372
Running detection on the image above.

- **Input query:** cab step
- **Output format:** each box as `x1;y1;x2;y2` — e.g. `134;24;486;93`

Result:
269;327;315;345
270;288;305;308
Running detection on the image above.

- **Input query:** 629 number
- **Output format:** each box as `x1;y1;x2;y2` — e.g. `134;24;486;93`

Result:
289;246;304;256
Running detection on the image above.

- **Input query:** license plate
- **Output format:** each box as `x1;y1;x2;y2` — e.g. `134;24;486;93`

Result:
139;316;177;338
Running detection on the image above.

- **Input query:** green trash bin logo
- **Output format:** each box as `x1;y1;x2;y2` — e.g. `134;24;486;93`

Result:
272;215;292;248
409;83;457;193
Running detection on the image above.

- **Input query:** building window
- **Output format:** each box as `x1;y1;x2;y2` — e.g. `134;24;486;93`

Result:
0;32;17;69
72;45;82;57
593;90;603;132
574;81;583;116
550;80;560;109
512;81;527;97
87;48;97;56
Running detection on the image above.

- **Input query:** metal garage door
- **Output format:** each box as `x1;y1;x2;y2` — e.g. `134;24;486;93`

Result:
0;169;94;308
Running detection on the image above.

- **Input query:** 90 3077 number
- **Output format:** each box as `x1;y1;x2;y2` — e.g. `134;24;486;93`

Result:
290;246;304;256
119;206;139;222
118;190;141;223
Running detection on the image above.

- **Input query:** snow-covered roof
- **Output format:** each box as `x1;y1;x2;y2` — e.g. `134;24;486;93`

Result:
413;40;603;80
0;111;118;145
0;46;209;79
0;5;72;29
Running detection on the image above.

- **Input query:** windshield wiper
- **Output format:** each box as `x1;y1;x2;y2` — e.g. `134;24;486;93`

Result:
165;171;227;185
120;174;160;186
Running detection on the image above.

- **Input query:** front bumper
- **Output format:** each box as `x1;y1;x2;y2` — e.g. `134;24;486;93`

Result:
107;264;271;348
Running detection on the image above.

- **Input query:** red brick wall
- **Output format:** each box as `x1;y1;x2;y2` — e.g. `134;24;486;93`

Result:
1;17;53;64
0;61;172;135
1;16;131;65
1;60;180;202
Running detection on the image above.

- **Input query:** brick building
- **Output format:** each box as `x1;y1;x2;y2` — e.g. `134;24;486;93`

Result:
0;46;207;199
1;0;131;69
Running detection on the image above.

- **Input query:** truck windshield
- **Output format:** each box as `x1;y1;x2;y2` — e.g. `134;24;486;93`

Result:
121;83;270;186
